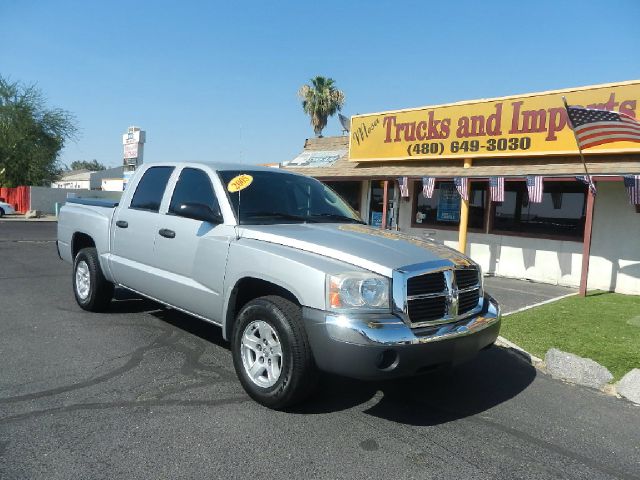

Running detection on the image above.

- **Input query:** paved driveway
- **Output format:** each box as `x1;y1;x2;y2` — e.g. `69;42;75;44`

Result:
484;275;577;314
1;222;638;480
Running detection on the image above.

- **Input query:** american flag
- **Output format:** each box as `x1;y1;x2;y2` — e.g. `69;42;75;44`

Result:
575;175;589;184
526;176;544;203
566;106;640;150
422;177;435;198
489;177;504;202
454;177;469;201
624;175;640;205
575;175;597;196
397;177;409;197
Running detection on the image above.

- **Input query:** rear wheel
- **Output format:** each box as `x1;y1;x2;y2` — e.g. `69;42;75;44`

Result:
73;247;114;311
231;295;318;409
0;208;4;218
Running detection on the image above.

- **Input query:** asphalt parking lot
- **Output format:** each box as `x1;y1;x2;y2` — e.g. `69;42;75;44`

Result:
1;222;638;480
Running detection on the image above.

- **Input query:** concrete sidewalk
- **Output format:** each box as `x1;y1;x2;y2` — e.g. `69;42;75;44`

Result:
484;275;577;315
0;214;57;222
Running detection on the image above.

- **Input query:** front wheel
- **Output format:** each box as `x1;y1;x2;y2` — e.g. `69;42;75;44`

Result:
73;247;114;312
231;296;318;409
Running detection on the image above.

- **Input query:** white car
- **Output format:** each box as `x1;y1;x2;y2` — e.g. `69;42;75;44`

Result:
0;201;16;217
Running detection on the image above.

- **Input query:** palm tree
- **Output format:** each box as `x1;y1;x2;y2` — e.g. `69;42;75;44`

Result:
297;76;345;137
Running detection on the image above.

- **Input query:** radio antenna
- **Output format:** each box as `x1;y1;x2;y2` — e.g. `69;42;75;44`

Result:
236;188;241;240
239;124;244;164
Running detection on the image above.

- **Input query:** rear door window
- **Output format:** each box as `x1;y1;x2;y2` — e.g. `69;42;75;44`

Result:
129;166;174;212
169;168;221;216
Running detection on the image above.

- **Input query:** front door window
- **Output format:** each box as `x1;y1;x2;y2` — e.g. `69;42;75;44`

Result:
368;181;396;228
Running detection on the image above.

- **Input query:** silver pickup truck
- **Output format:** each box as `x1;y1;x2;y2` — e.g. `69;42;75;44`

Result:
57;162;501;409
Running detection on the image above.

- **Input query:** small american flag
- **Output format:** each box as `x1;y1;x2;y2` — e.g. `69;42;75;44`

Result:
566;106;640;150
526;176;544;203
397;177;409;197
422;177;435;198
454;177;468;201
489;177;504;202
575;175;589;184
575;175;597;196
624;175;640;205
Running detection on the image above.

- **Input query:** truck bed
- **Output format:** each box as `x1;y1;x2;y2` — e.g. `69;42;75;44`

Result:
57;200;117;267
66;198;119;208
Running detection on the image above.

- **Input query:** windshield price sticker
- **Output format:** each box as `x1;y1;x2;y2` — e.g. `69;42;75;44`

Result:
228;174;253;192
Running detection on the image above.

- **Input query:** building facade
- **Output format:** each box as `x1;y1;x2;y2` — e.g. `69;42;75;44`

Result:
51;170;92;189
283;81;640;295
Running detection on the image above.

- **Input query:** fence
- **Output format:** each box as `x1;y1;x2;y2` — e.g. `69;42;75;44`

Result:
0;186;122;215
0;187;30;213
30;187;122;214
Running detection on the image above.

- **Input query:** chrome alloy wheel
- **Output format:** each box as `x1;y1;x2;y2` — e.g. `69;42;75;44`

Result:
240;320;283;388
75;260;91;300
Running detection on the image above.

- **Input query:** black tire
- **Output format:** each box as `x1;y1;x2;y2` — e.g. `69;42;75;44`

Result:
0;208;4;218
231;295;318;409
72;247;114;312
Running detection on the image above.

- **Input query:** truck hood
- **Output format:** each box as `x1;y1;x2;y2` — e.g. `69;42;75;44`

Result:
238;223;473;277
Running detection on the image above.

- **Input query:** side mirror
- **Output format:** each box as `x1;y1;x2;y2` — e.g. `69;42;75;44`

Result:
177;203;223;224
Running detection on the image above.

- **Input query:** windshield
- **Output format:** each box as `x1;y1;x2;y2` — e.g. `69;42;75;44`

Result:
218;170;364;225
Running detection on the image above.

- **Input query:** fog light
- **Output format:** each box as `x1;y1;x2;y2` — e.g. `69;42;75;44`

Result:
376;349;399;371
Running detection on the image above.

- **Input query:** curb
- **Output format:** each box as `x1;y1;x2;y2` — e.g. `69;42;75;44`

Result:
494;340;626;400
0;216;57;222
496;297;639;405
495;336;544;366
496;336;640;406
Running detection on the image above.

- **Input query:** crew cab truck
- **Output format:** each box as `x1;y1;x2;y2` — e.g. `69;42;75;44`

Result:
57;162;501;409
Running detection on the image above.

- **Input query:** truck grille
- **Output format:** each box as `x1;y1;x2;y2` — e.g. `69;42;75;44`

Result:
455;269;479;290
407;272;445;296
459;289;480;314
407;297;447;323
404;267;481;327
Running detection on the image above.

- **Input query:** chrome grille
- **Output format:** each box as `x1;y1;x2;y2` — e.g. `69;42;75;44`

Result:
458;289;480;315
455;269;479;290
402;266;482;327
407;297;447;323
407;271;445;296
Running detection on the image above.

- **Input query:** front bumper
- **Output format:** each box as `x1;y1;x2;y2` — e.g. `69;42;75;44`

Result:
303;294;501;380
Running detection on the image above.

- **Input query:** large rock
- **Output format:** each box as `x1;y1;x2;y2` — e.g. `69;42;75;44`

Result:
545;348;613;390
616;369;640;404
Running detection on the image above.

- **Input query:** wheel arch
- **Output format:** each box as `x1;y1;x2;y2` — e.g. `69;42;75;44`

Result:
71;232;96;259
223;277;301;340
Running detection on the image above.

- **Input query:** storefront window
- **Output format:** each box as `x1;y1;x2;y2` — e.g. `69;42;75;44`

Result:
323;181;361;213
492;181;587;239
413;181;486;229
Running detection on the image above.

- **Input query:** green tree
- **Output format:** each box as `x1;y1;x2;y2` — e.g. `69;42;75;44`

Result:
0;75;78;187
297;76;345;137
70;159;106;171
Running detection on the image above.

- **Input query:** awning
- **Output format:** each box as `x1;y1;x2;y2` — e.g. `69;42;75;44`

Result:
284;152;640;179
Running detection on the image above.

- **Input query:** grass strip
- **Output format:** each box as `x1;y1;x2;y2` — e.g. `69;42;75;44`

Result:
500;291;640;380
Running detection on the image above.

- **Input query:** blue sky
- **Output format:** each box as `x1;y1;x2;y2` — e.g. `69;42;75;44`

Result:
2;0;639;168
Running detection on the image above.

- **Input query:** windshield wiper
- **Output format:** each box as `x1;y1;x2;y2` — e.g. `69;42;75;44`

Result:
243;211;317;222
309;213;365;224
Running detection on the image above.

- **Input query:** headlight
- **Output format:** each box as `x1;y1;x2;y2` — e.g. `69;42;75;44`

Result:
326;273;390;311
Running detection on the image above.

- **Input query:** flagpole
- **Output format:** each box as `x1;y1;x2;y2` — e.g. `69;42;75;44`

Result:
562;96;596;194
563;97;597;297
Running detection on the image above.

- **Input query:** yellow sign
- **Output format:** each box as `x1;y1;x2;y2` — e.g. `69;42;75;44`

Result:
349;80;640;161
227;174;253;192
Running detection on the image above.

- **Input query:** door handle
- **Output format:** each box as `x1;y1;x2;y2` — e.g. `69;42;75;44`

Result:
159;228;176;239
116;220;128;228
